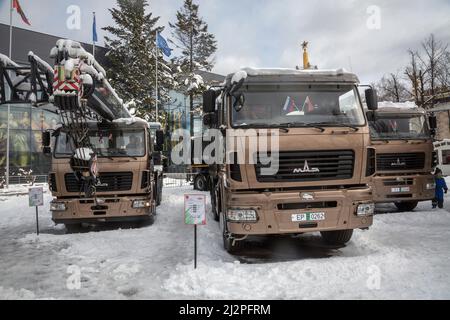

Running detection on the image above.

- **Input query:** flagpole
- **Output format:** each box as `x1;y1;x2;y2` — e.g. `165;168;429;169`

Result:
92;12;96;57
155;31;159;122
6;0;13;188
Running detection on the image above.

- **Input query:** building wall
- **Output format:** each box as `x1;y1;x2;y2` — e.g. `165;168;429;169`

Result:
436;111;450;141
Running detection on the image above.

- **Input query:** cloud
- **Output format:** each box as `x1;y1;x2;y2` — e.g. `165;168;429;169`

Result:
1;0;449;83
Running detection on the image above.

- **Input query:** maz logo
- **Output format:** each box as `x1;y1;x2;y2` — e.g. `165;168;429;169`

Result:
293;161;320;174
391;158;406;167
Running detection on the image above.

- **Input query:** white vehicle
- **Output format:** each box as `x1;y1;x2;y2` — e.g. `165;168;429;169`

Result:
434;140;450;176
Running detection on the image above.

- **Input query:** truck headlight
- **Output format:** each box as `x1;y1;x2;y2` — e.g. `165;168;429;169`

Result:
227;209;258;222
426;183;436;190
357;203;375;217
132;200;151;209
50;202;66;211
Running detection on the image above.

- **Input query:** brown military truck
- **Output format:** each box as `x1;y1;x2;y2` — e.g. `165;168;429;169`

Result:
45;118;164;231
367;104;437;211
202;67;379;253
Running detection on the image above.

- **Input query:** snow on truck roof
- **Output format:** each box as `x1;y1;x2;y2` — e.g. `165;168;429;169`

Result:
226;67;360;85
377;101;426;115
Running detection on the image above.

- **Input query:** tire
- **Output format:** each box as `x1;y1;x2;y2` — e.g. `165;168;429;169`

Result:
320;229;354;245
65;223;83;234
155;175;163;207
220;212;242;254
194;174;208;191
211;184;220;222
395;201;418;212
138;215;155;227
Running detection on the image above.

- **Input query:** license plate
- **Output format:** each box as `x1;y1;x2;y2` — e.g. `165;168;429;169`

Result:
391;187;410;193
292;212;326;222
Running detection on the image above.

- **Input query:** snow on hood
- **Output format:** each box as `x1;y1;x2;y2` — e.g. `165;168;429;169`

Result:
73;148;94;161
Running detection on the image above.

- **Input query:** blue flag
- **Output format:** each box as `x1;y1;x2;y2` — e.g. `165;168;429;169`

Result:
157;33;172;57
93;14;98;43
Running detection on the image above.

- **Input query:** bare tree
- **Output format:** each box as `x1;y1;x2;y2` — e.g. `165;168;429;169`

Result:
376;72;409;102
418;34;449;106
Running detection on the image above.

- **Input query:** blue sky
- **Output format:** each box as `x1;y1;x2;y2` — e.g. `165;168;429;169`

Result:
1;0;449;83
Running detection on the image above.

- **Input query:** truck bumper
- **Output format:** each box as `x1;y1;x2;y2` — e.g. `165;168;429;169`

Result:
371;174;435;203
51;195;155;225
225;186;373;236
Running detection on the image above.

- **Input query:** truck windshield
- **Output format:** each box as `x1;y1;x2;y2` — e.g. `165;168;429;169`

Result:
232;85;365;127
55;128;146;158
369;115;430;140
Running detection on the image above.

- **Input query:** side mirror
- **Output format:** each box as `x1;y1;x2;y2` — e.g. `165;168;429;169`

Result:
152;151;162;166
429;114;437;130
203;113;217;128
155;130;164;151
233;93;245;112
365;88;378;111
42;131;51;148
366;111;377;122
203;90;217;113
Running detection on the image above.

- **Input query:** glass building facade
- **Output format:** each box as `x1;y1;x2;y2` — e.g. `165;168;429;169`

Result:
0;103;59;178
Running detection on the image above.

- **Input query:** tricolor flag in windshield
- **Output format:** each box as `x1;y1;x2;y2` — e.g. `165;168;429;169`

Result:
302;96;314;113
283;96;299;113
13;0;31;26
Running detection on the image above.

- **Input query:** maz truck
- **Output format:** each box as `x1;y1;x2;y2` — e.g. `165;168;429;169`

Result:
367;104;437;211
202;67;379;253
45;119;165;231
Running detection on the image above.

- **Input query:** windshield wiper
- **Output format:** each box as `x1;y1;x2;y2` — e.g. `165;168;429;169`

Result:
278;123;326;133
315;122;360;132
234;123;289;133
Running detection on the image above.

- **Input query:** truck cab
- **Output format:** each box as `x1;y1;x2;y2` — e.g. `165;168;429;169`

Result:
368;104;436;211
203;68;377;253
46;118;163;231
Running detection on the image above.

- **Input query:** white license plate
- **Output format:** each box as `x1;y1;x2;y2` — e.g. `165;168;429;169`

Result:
391;187;410;193
292;212;326;222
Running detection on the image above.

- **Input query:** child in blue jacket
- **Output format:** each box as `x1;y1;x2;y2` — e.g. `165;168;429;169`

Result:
433;168;448;209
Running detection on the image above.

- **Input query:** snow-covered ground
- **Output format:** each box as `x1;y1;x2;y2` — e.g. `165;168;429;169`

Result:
1;183;450;300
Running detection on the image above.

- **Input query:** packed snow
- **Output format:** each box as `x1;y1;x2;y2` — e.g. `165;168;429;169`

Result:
1;182;450;300
378;101;420;110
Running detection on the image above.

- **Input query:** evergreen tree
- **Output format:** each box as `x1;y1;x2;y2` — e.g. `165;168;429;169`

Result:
169;0;218;135
103;0;175;120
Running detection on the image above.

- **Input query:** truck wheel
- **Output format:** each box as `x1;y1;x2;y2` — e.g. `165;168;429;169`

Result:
65;223;83;234
194;174;207;191
211;185;220;222
320;229;354;245
395;201;418;212
221;213;242;254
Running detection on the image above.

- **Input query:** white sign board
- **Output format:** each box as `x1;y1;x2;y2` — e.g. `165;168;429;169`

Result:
184;194;206;225
29;187;44;207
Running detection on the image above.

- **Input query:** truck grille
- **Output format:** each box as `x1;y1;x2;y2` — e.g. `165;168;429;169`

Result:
376;153;425;171
65;172;133;193
255;150;355;182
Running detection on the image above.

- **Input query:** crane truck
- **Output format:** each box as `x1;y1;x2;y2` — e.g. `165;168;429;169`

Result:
1;40;164;231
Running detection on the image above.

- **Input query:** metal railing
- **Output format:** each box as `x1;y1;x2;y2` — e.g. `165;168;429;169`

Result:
3;175;48;186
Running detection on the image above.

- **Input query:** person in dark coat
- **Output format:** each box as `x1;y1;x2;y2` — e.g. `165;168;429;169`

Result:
433;168;448;209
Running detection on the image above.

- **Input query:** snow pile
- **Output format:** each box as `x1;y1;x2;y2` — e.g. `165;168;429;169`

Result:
1;183;450;299
0;287;36;300
242;67;350;77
